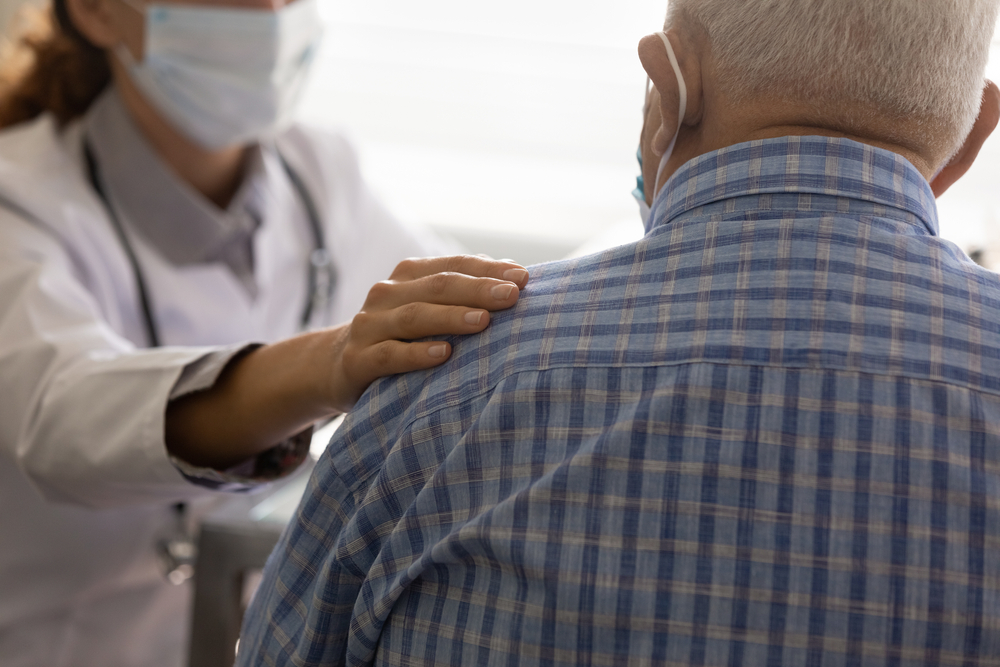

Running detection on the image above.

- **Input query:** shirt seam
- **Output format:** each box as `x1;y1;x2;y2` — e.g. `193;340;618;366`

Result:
388;357;1000;441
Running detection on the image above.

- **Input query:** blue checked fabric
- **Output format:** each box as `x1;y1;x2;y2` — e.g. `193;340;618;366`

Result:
238;136;1000;667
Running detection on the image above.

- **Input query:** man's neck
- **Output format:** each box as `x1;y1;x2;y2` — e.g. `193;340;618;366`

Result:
109;66;248;210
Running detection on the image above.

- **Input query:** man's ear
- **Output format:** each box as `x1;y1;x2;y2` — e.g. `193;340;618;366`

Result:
931;80;1000;198
64;0;126;50
637;31;702;158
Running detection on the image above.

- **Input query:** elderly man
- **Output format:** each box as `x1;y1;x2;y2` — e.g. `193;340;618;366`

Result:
238;1;1000;665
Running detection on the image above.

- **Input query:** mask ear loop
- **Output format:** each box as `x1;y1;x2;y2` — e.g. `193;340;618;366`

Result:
652;31;687;200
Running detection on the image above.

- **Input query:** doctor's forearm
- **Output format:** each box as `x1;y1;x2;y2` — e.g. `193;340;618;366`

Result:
164;329;342;470
163;256;527;471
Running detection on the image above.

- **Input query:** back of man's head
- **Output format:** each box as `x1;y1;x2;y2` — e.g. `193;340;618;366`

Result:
668;0;999;158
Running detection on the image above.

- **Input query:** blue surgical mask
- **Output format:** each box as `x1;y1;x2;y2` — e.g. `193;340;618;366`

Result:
116;0;324;150
632;146;651;228
633;31;687;233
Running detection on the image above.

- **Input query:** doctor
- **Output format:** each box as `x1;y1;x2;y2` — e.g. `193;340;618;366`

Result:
0;0;528;664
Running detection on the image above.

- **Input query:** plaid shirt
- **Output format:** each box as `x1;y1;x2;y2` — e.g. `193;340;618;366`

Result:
238;137;1000;667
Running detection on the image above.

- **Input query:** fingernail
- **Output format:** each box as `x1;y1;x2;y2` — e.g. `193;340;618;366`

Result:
503;268;528;284
492;284;516;300
465;311;484;326
428;344;448;358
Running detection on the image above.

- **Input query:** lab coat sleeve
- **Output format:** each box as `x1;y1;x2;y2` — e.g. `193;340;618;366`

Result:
166;348;312;490
0;212;226;510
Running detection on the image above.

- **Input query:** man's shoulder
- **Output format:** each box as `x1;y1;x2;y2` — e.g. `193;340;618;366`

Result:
357;207;1000;437
333;243;643;443
416;243;655;408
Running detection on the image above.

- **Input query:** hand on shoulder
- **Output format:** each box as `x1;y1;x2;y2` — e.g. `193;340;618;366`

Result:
327;255;529;413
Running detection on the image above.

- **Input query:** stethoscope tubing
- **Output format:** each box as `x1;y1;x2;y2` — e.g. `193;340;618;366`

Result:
82;139;332;348
81;138;332;584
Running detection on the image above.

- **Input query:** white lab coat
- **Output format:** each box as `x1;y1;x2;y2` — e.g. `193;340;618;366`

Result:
0;113;442;666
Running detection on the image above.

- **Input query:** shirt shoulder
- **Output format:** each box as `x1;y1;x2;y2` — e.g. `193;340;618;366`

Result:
337;244;647;444
350;207;1000;446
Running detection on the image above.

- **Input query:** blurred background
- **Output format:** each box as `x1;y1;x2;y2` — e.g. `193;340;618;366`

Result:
2;0;999;266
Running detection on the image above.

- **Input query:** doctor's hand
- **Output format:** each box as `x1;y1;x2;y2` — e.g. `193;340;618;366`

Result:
326;255;529;414
166;256;528;471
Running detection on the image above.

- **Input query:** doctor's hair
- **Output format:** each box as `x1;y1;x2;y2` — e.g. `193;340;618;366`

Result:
665;0;999;157
0;0;110;129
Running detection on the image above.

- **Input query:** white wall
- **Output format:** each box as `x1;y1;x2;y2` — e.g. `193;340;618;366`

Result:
298;0;668;264
937;36;1000;264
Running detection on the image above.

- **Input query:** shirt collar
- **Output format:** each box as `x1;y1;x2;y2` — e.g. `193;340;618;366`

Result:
648;135;939;237
82;86;273;266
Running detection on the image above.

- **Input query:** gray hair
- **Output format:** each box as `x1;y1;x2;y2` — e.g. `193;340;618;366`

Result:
667;0;999;154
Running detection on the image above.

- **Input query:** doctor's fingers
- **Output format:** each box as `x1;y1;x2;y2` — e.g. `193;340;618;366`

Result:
351;303;492;346
364;272;521;312
388;255;530;288
350;339;456;382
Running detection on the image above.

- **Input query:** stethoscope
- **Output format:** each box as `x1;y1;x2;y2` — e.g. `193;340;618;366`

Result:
82;138;335;584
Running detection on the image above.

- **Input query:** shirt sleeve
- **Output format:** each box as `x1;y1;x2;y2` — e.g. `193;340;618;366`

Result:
0;211;256;510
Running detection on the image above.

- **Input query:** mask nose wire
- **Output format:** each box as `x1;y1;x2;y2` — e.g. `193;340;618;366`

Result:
651;31;687;201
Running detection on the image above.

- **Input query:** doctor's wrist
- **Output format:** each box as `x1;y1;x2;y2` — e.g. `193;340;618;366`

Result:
164;331;341;470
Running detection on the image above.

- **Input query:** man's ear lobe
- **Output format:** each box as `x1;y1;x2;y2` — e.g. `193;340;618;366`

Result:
931;80;1000;198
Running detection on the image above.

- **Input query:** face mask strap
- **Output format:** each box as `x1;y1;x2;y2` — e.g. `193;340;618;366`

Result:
652;31;687;200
